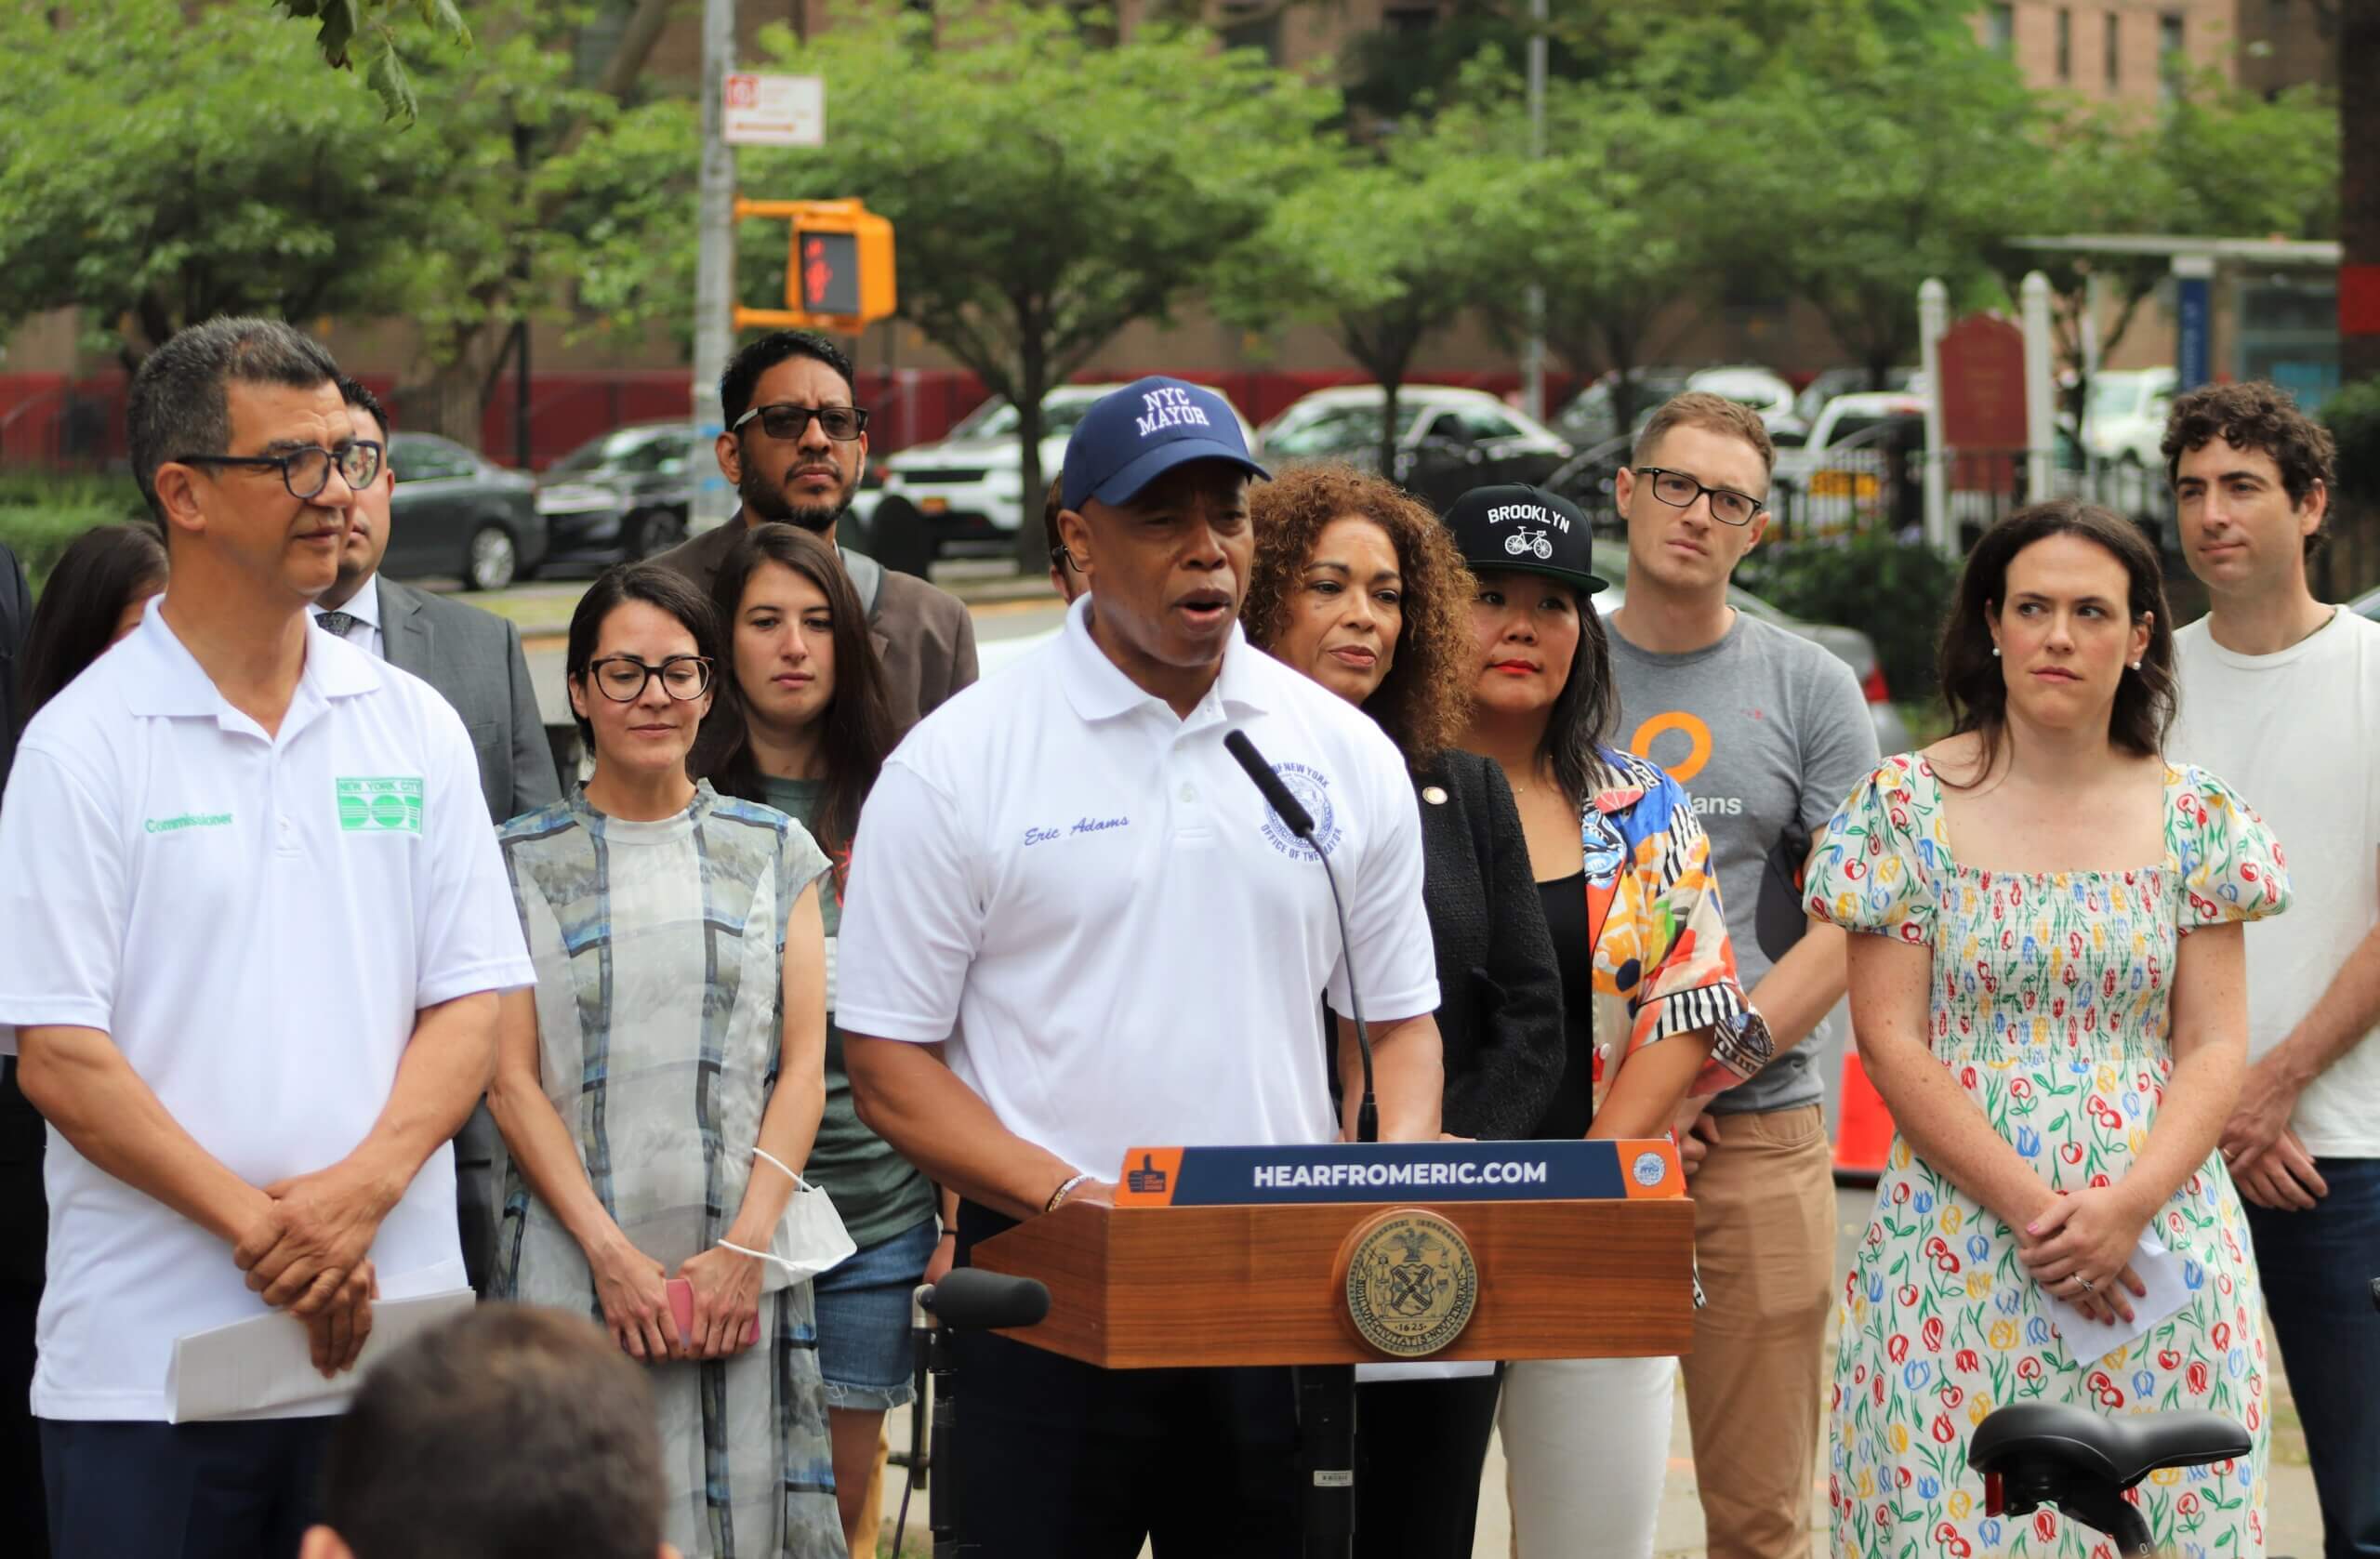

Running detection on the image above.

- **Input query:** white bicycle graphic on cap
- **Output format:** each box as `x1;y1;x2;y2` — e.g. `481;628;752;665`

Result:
1504;528;1554;560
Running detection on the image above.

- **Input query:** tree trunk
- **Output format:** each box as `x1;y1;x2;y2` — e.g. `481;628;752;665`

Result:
1010;335;1053;574
403;327;510;446
2341;0;2380;384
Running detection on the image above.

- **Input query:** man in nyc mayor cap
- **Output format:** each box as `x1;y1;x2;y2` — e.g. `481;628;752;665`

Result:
1051;376;1271;694
1441;482;1610;598
834;373;1453;1550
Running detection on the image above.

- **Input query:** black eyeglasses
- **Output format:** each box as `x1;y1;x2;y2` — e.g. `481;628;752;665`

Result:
584;654;713;702
1632;466;1765;527
731;403;869;442
175;441;385;501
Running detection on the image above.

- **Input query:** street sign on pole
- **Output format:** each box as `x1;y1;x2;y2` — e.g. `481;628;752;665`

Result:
2174;252;2214;392
1917;279;1950;556
692;0;738;535
2021;271;2056;501
723;73;824;148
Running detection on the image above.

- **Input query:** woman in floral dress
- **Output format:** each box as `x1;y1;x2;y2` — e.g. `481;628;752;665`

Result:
1806;502;2288;1559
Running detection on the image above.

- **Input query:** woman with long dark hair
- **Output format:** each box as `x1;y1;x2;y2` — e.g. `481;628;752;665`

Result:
17;524;167;718
1806;500;2284;1558
487;562;843;1557
1243;465;1563;1557
695;523;924;1559
3;521;167;1559
1445;485;1769;1558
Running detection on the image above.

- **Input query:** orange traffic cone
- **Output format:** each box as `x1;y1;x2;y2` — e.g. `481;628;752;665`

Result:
1832;1045;1896;1179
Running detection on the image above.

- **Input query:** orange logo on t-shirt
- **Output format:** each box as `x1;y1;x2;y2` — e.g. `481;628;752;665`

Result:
1629;710;1712;784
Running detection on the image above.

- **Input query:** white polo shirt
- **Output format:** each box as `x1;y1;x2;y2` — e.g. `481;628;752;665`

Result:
0;600;533;1420
837;595;1438;1180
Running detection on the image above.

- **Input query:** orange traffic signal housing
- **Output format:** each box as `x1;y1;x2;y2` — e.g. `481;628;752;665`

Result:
732;198;895;335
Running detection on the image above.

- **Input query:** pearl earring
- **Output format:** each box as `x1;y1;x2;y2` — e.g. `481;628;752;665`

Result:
1990;646;2001;658
2130;659;2142;670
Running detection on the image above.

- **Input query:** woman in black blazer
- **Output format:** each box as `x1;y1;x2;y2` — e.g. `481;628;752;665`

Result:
1245;464;1566;1557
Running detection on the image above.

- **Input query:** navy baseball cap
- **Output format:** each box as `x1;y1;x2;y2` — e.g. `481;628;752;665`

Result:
1060;377;1269;511
1442;484;1610;597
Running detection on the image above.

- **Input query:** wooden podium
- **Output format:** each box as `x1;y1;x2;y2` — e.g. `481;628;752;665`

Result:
970;1137;1698;1368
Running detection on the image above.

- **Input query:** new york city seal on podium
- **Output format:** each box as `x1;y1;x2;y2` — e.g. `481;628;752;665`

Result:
1337;1209;1479;1357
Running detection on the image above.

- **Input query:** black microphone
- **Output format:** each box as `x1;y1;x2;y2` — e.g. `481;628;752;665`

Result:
918;1268;1051;1331
1223;729;1378;1145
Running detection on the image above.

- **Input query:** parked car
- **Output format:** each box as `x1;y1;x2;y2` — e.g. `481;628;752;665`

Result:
2081;367;2177;468
1258;386;1572;511
382;431;547;591
534;421;697;569
879;385;1257;560
1551;368;1693;449
1792;366;1922;428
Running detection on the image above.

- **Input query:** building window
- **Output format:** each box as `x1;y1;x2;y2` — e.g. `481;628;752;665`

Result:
2056;8;2072;80
1219;0;1282;64
1383;4;1438;34
2160;10;2186;101
1986;3;2015;54
2105;11;2121;89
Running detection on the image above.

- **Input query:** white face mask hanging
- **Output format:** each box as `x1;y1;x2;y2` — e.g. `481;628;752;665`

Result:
718;1146;857;1291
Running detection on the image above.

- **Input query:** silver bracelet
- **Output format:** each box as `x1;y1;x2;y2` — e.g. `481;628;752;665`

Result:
1044;1171;1092;1213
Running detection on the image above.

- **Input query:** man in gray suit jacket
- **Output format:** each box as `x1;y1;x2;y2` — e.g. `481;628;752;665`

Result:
324;380;561;1293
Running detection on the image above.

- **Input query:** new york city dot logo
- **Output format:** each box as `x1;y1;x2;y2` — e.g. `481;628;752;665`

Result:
336;776;425;834
1258;761;1342;862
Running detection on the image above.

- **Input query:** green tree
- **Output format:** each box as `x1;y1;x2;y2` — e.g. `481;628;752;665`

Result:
739;3;1339;569
0;1;421;363
1733;20;2043;387
1211;84;1527;481
271;0;472;124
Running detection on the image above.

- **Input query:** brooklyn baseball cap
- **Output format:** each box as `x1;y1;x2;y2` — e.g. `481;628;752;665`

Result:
1060;377;1269;511
1442;484;1609;596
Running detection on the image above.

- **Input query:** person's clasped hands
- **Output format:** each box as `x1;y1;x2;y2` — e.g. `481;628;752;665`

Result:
2017;1185;2152;1328
231;1156;403;1380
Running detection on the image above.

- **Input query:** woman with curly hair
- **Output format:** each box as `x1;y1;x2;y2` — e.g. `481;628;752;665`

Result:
1244;463;1564;1558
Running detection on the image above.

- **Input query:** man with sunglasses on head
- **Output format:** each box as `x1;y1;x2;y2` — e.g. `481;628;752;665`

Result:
0;318;534;1557
654;330;977;730
1602;391;1877;1559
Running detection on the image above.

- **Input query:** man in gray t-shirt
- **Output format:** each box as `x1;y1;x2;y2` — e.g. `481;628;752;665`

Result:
1605;393;1879;1559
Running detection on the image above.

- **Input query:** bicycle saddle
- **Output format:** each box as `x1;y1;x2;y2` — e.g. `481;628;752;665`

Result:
1971;1402;2250;1489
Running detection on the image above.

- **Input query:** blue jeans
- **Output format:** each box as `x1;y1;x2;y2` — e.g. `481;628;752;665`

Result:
811;1216;937;1410
2244;1156;2380;1559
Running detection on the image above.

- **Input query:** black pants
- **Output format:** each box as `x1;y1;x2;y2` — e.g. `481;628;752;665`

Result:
951;1201;1302;1558
0;1282;45;1559
1354;1368;1503;1559
42;1417;334;1559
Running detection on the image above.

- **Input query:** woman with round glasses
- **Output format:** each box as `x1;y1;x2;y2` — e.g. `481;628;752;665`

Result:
487;562;845;1557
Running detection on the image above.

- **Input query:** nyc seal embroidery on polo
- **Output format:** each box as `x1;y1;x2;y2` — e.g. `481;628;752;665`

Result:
336;776;424;834
1257;761;1342;861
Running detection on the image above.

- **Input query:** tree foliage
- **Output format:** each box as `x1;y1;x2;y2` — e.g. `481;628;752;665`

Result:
741;3;1341;566
271;0;472;126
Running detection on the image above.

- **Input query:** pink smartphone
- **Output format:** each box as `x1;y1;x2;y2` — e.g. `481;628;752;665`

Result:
666;1278;761;1349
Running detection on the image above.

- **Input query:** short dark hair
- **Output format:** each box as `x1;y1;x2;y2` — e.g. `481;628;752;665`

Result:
720;331;858;426
127;317;342;522
1938;499;2176;781
18;523;168;717
337;376;392;439
694;522;898;891
564;562;721;751
2162;380;2335;554
319;1305;664;1559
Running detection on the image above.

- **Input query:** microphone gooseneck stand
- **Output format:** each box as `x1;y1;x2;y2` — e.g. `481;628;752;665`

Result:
1223;728;1371;1559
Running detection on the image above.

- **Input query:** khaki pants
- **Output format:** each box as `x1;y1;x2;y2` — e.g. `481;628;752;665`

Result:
1678;1103;1834;1559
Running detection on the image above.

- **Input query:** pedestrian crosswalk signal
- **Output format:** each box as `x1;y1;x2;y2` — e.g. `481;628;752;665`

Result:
732;197;896;336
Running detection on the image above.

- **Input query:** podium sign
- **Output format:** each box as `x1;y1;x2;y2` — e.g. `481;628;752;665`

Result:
971;1140;1694;1369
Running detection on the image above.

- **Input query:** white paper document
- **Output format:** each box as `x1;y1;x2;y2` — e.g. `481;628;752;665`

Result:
2043;1231;2190;1367
1355;1360;1499;1384
166;1288;475;1423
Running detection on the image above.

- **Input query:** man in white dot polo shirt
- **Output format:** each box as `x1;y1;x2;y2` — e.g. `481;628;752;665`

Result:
839;377;1444;1555
0;320;533;1557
